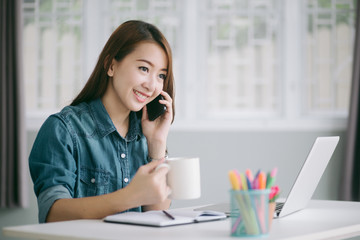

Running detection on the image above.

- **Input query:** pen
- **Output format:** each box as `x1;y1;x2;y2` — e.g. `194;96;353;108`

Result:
162;210;175;220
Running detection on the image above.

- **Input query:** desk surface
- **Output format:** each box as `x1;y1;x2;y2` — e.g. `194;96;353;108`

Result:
3;200;360;240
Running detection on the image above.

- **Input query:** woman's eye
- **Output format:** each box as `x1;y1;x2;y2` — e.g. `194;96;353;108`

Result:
159;74;166;80
139;66;149;73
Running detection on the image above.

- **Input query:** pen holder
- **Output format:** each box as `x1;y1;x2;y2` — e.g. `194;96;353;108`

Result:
230;189;271;237
268;202;276;229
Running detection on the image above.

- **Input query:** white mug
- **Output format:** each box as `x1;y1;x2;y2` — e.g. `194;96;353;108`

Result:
156;157;201;200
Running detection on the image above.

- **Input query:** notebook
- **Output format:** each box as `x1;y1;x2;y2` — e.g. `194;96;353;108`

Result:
195;136;340;218
104;209;227;227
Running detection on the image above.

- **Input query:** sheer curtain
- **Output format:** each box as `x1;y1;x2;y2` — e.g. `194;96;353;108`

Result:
340;1;360;201
0;0;27;208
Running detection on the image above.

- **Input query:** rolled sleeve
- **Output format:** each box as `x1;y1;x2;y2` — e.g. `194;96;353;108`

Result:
37;185;72;223
29;115;78;223
29;115;77;197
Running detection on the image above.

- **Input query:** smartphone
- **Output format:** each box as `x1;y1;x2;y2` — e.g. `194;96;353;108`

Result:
146;94;167;121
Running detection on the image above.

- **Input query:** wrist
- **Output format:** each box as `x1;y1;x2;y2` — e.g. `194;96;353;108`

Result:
119;184;143;210
147;142;167;160
147;153;168;162
147;146;168;162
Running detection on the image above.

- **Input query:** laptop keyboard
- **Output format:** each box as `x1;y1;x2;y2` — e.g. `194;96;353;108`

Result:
275;202;284;214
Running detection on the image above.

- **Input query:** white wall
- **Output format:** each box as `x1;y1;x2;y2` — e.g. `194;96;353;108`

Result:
167;130;346;208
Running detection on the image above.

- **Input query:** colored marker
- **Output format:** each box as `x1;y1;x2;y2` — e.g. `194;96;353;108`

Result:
266;167;278;189
269;185;280;203
253;170;261;189
233;169;242;190
246;176;252;190
245;169;254;182
258;171;266;189
239;173;248;190
228;170;240;190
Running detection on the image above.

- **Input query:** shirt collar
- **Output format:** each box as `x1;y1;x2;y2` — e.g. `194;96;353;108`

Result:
127;111;142;141
89;98;142;141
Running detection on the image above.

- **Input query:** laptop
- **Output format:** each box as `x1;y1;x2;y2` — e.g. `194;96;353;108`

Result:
195;136;340;218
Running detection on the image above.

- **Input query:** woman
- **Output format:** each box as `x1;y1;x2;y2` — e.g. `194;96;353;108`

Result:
29;20;175;223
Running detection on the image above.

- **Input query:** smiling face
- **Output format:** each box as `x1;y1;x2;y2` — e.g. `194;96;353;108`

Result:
104;41;168;114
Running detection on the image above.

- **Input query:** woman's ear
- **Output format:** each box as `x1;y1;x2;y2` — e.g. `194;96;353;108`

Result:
104;55;114;77
107;58;115;77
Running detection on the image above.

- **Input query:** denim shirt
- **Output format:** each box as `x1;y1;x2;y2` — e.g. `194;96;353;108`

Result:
29;98;150;223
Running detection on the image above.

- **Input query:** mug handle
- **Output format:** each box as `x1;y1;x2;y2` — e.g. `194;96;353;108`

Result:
155;163;171;171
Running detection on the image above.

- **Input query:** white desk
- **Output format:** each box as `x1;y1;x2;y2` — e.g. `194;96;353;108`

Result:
3;200;360;240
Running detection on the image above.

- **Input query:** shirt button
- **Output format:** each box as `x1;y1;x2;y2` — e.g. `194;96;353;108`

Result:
121;153;126;158
91;178;96;183
124;178;129;183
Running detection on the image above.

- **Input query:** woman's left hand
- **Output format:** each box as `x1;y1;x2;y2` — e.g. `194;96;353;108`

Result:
141;91;173;159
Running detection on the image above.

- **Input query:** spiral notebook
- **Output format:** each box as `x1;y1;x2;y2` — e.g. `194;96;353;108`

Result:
104;209;226;227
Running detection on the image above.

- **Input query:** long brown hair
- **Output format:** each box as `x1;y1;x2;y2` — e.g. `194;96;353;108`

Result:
71;20;175;120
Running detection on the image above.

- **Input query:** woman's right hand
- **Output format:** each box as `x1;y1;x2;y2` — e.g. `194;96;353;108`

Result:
126;160;171;206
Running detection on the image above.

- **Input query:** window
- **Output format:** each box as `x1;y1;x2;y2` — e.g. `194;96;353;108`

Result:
199;0;282;118
304;0;355;117
22;0;356;130
23;0;83;124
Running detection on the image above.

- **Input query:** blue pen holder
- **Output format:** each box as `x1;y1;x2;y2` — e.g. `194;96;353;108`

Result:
230;189;271;237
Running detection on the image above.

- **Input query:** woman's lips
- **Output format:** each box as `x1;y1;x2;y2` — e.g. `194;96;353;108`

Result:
133;89;149;103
